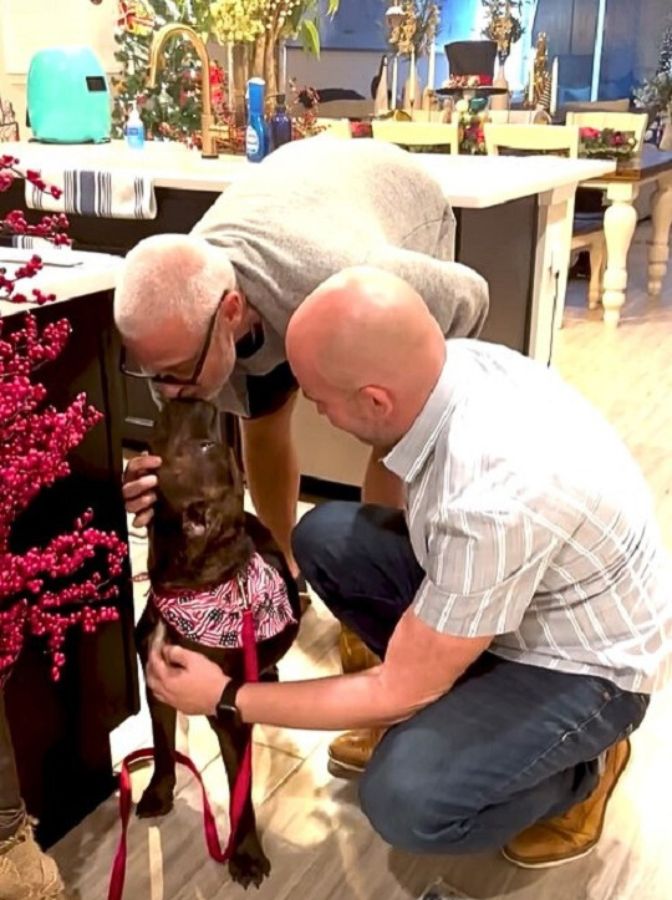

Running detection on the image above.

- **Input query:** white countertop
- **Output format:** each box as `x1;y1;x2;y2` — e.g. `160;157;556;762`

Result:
0;247;123;317
1;140;616;209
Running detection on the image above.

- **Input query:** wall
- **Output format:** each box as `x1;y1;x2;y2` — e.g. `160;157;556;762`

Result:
0;0;118;139
533;0;672;102
286;47;449;100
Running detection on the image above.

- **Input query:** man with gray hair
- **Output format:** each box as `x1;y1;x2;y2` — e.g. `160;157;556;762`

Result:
116;138;488;531
115;137;488;769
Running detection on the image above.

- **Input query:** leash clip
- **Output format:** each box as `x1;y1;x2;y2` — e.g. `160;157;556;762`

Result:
237;574;251;611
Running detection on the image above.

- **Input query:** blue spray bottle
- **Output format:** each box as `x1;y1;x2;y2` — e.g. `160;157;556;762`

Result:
246;78;267;163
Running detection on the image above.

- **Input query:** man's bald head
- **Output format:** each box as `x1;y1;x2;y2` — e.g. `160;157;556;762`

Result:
286;266;446;446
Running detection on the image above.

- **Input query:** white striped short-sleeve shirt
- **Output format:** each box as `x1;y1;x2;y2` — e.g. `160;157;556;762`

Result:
384;340;672;693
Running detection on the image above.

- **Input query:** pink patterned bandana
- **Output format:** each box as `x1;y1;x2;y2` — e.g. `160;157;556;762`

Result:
151;553;296;649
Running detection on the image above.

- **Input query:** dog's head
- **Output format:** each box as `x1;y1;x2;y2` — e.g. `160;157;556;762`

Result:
148;398;251;589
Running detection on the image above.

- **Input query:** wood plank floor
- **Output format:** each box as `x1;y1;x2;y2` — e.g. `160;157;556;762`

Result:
52;222;672;900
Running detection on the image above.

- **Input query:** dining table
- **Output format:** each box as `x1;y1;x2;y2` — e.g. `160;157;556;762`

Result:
581;145;672;325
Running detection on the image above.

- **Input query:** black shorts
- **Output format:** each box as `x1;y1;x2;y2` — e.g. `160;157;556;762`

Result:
245;361;299;419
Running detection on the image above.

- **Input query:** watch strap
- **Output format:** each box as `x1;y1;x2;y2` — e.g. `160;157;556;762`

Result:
216;679;244;726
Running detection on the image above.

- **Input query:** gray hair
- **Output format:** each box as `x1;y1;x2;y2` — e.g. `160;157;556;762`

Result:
114;234;237;342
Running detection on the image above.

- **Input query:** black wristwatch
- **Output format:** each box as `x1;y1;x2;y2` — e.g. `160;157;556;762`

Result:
216;680;244;727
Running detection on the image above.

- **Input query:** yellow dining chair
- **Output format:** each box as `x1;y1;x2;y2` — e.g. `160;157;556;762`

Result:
313;118;352;139
565;111;648;154
371;120;460;154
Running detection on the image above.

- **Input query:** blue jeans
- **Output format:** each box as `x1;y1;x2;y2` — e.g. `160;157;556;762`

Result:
292;502;650;855
0;690;25;841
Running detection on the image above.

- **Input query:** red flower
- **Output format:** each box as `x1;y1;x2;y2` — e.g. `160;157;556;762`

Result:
580;127;601;140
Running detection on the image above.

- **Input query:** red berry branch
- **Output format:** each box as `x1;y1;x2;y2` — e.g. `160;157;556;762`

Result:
0;156;127;686
0;154;71;253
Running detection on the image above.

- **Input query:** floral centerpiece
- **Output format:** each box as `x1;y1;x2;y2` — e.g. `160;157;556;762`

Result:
634;73;672;114
455;98;486;155
481;0;525;65
0;154;127;686
388;1;440;58
579;127;638;161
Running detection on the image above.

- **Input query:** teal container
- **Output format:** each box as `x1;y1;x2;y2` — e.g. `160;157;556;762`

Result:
27;46;111;144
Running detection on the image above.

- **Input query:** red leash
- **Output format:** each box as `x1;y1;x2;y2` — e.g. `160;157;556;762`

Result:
108;606;259;900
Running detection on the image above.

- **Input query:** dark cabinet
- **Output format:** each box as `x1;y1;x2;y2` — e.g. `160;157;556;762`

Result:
3;291;139;848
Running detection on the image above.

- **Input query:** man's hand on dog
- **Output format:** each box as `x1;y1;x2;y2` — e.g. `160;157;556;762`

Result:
123;452;162;527
147;640;229;716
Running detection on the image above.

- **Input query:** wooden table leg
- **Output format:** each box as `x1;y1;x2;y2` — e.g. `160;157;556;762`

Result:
602;183;639;327
648;172;672;297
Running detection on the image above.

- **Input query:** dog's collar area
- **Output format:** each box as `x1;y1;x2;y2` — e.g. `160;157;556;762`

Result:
151;552;296;649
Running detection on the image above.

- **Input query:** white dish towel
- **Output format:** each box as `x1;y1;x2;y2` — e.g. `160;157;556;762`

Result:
25;168;157;220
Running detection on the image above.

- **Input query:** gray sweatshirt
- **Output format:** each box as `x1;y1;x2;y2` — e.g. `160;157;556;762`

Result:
192;137;489;416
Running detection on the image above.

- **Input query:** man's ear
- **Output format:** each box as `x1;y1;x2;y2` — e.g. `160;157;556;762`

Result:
220;291;244;329
359;385;393;419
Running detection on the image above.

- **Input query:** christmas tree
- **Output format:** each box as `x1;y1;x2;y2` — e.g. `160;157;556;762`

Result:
112;0;219;143
0;153;127;685
656;16;672;76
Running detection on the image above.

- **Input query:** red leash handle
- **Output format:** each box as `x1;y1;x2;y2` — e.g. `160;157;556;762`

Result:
108;608;259;900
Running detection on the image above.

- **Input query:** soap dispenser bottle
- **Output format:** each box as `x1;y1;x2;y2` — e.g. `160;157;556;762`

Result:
126;103;145;150
246;78;267;163
269;93;292;152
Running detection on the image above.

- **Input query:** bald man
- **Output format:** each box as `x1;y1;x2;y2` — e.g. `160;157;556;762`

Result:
146;267;671;869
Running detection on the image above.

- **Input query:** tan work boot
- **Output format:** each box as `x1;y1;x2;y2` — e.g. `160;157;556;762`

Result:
338;624;381;675
0;816;68;899
328;728;386;775
502;739;631;868
328;626;384;776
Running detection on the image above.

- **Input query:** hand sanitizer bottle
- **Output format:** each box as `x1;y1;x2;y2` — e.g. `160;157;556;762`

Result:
246;78;267;163
126;103;145;150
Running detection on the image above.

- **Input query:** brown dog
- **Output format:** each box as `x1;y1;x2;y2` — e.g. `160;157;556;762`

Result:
135;398;301;888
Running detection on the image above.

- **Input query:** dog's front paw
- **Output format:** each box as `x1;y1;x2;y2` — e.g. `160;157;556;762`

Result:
136;775;176;819
228;833;271;889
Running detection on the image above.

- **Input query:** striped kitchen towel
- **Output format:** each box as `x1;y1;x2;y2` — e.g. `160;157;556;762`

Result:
25;169;157;220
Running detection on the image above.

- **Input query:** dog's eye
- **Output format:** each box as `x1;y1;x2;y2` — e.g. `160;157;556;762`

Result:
199;440;215;452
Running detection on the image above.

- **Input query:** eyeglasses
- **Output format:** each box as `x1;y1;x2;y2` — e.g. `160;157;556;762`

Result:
119;305;220;387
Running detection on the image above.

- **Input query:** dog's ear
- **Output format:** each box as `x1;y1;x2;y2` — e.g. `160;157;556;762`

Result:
182;501;207;539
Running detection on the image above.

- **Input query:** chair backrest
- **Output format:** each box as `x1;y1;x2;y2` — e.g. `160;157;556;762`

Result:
487;109;537;125
371;120;459;154
565;111;648;153
313;118;352;139
484;123;580;158
563;99;631;114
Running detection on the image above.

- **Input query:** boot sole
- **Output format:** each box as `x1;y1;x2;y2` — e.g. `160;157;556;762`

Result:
501;841;597;869
327;754;366;778
501;739;631;869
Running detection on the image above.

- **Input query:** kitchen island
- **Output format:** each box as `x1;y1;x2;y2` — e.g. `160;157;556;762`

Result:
1;248;140;847
0;140;614;487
